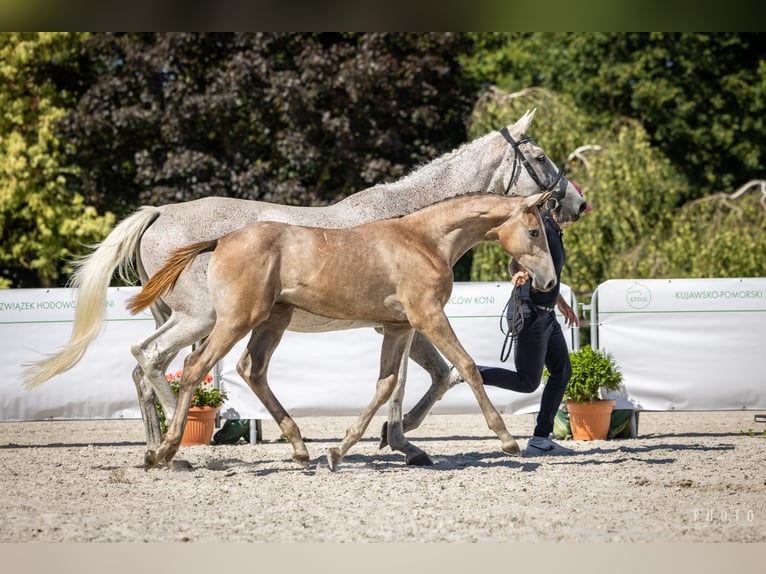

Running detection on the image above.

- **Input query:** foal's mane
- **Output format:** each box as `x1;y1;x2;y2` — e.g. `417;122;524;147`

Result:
381;191;502;222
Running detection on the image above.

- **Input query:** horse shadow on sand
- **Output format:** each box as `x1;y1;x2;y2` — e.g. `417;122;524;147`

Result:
233;437;739;476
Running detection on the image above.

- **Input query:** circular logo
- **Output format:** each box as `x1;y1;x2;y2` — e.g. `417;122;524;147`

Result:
626;282;651;309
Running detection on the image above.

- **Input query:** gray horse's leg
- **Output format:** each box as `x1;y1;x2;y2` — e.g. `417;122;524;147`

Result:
327;325;412;471
131;319;182;421
379;331;460;449
236;305;311;468
131;312;214;464
131;364;163;452
130;301;175;451
384;331;433;466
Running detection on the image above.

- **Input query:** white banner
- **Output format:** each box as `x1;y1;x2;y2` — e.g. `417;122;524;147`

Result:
5;278;763;421
0;287;154;421
0;283;577;421
592;278;766;411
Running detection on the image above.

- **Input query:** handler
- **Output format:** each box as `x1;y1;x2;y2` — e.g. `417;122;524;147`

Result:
453;182;589;456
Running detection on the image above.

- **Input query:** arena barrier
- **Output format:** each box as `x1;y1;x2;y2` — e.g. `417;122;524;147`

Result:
3;277;764;422
0;283;576;421
0;287;171;421
591;277;766;411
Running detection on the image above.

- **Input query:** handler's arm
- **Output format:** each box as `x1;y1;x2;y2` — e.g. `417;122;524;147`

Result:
557;294;579;327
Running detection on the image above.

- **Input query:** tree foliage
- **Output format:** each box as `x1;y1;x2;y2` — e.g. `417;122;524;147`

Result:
1;33;764;290
58;32;476;215
617;182;766;279
463;85;765;293
463;32;766;197
0;32;114;288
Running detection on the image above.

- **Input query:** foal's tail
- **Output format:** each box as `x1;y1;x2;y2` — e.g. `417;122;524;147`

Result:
126;240;218;315
23;206;161;389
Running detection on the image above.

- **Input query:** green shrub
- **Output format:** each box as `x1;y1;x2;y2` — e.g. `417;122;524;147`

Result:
564;345;623;404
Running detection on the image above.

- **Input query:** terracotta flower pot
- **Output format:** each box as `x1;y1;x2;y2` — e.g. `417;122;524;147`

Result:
181;406;218;446
566;399;616;441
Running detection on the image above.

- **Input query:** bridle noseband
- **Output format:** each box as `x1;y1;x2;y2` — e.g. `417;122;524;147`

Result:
499;127;568;209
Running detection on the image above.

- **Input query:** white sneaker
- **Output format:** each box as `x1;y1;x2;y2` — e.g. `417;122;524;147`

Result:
523;436;574;457
447;365;464;389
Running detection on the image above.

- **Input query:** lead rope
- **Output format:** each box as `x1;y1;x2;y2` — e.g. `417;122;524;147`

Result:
499;284;524;362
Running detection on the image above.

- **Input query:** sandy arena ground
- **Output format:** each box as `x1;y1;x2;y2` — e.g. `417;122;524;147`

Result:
1;410;764;543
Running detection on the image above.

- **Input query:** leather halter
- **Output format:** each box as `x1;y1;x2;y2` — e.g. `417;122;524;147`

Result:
499;127;568;202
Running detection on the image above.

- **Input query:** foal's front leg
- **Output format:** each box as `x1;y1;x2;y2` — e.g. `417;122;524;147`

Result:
415;311;520;456
327;325;413;471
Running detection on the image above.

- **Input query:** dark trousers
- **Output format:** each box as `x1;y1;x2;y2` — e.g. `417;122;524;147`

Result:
478;305;571;438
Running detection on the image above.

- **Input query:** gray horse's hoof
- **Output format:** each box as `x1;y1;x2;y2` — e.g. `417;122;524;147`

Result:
144;450;159;471
379;422;389;450
502;441;521;456
406;452;434;466
327;447;342;472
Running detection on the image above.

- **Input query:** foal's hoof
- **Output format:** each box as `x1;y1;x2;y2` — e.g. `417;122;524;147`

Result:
144;450;159;471
406;452;434;466
292;453;311;468
502;440;521;456
327;447;342;472
378;422;389;450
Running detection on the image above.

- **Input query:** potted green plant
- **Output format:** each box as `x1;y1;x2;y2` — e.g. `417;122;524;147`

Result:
158;370;228;445
559;346;623;440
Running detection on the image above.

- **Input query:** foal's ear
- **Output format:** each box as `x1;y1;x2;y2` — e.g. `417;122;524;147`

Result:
522;190;553;210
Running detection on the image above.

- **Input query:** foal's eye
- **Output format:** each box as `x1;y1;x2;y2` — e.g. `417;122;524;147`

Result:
529;229;540;238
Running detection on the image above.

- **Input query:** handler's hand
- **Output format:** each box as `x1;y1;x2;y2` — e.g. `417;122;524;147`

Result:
511;271;529;287
558;298;579;327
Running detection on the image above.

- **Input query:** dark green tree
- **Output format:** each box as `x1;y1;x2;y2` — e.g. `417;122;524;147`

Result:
463;34;766;294
58;32;477;216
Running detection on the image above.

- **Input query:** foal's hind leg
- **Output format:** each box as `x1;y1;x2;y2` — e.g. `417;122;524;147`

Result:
146;317;253;469
131;312;214;451
236;305;311;468
135;313;220;468
327;324;413;471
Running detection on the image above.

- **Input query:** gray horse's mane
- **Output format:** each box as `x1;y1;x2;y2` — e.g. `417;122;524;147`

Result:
379;130;498;187
391;109;535;186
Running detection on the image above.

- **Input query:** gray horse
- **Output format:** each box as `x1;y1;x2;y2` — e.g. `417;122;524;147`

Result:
24;109;588;454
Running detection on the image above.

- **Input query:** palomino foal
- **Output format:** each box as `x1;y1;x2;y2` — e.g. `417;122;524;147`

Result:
128;192;556;471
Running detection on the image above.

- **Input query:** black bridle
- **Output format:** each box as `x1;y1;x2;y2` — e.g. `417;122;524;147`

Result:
499;127;568;209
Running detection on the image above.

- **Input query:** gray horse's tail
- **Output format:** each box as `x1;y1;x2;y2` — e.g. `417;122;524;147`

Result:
22;206;161;389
